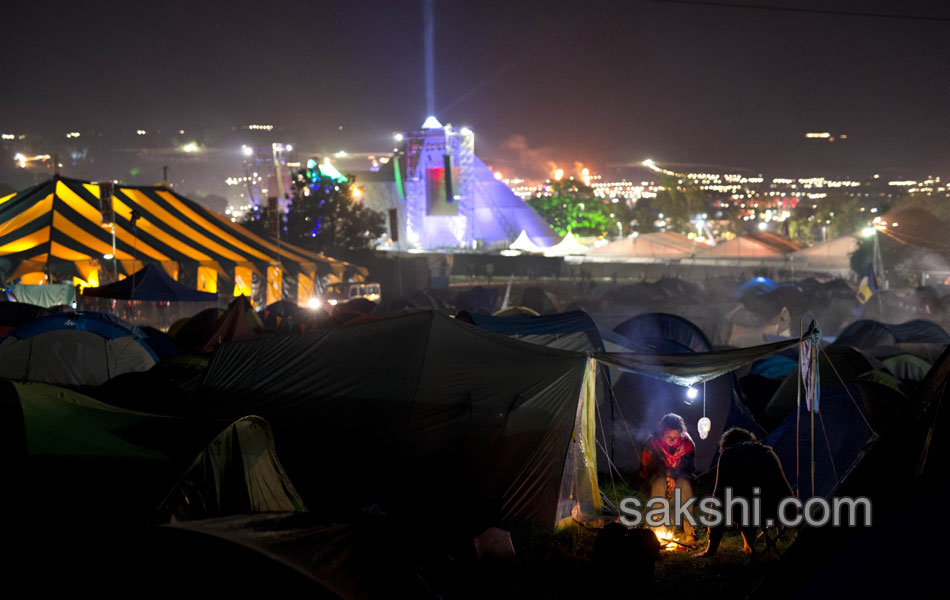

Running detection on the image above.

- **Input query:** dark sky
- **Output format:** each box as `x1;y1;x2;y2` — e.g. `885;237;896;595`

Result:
2;0;949;181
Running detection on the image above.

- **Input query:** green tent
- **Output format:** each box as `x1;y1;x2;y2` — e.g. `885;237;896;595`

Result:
199;311;601;530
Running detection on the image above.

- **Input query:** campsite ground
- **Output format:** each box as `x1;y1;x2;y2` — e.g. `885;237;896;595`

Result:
438;479;795;599
440;523;794;599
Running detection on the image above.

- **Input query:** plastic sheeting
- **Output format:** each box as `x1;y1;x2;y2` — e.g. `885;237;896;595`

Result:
594;339;800;387
12;283;75;308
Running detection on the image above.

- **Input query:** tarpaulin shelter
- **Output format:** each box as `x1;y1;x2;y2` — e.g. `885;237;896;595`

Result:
82;263;217;302
0;311;158;386
0;177;367;306
80;263;219;328
198;311;601;529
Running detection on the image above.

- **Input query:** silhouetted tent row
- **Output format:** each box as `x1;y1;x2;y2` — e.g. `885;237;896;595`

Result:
194;310;806;530
0;177;367;306
833;318;950;349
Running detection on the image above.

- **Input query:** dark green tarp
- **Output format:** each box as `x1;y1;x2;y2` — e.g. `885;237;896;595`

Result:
199;311;596;529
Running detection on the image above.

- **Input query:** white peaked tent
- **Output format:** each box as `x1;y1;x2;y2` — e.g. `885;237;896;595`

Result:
789;235;858;276
543;232;590;257
509;230;547;253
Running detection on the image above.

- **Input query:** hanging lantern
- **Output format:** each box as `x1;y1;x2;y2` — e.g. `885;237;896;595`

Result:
697;417;712;440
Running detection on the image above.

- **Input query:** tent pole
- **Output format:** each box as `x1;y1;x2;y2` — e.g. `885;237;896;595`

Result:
795;319;802;497
810;404;816;499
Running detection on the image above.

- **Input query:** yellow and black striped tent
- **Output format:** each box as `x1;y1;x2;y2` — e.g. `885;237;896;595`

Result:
0;177;366;305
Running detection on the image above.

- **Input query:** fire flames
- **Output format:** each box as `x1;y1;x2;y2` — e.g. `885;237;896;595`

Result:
654;527;686;552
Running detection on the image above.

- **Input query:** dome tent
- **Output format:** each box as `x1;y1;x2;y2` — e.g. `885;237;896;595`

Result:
0;312;158;386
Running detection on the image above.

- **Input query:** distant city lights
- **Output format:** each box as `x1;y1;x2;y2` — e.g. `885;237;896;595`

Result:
1;133;14;140
181;142;199;153
136;129;147;135
247;124;274;131
66;132;80;139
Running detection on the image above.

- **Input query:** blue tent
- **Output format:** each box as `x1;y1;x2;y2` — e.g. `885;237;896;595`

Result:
834;318;950;348
0;311;159;386
765;378;905;499
459;310;606;351
83;264;218;302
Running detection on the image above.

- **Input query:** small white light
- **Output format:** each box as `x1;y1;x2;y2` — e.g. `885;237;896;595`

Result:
394;133;404;142
697;417;712;440
103;253;114;260
328;299;338;306
285;144;293;152
242;145;253;157
686;386;699;400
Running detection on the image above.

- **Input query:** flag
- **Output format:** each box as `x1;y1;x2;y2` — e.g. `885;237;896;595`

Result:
800;320;822;413
856;262;877;304
853;263;878;316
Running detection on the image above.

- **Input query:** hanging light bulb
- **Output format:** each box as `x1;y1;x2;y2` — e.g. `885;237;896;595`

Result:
697;417;712;440
685;386;698;405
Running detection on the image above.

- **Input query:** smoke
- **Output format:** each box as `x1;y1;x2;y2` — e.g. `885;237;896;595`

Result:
498;134;560;182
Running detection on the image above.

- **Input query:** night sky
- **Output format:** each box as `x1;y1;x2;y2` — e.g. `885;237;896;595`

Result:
2;0;949;183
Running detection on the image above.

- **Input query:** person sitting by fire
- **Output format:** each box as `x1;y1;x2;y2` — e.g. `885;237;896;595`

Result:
695;427;794;558
640;413;697;544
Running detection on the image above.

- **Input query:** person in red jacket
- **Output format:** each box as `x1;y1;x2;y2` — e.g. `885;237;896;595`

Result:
640;413;697;543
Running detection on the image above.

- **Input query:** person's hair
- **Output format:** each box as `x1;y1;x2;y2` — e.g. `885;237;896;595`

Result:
719;427;755;451
658;413;687;434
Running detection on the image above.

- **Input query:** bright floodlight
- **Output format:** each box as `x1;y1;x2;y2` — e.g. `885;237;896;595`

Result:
307;297;322;310
758;221;768;231
686;386;699;400
421;115;443;129
394;133;404;142
182;142;199;153
242;145;253;157
861;227;875;237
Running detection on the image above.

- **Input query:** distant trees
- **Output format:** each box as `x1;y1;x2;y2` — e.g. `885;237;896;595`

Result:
286;169;385;254
526;178;632;237
788;191;887;244
240;167;385;255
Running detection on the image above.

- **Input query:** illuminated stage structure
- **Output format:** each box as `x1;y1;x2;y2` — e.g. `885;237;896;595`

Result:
359;117;557;251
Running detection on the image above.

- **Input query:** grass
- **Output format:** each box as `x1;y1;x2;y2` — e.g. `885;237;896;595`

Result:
434;472;797;599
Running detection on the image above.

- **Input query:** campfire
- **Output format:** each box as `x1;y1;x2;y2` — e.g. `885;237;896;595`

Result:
654;527;695;552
